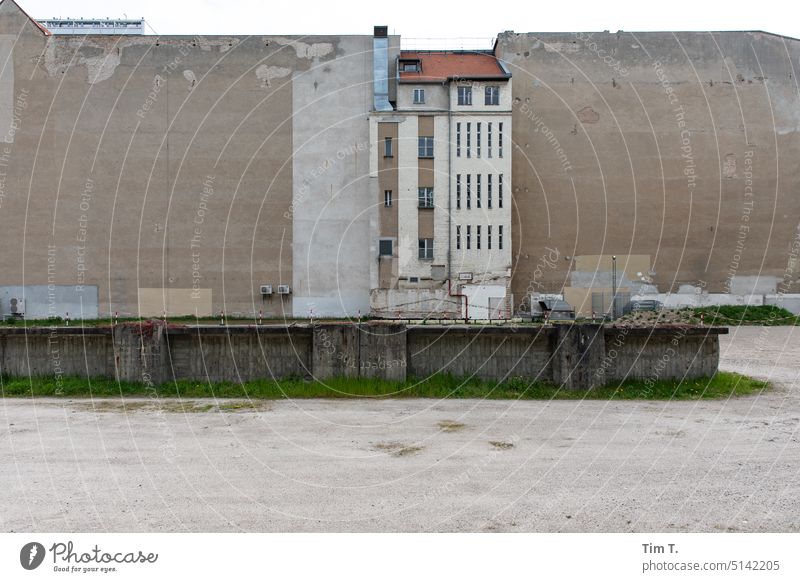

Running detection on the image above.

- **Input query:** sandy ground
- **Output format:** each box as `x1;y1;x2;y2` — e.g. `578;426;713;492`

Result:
1;326;799;532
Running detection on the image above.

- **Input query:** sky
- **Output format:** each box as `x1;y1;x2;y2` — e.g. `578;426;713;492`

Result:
19;0;797;41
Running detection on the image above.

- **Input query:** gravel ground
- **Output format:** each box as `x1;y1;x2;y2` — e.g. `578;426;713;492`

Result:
1;326;799;532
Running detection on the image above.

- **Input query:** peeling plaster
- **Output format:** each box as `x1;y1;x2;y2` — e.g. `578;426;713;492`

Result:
255;64;291;87
272;37;334;59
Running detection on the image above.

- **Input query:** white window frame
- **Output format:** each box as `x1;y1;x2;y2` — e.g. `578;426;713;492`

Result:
413;88;425;104
457;85;472;106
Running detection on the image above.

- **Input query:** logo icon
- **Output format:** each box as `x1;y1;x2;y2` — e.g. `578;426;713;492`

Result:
20;542;46;570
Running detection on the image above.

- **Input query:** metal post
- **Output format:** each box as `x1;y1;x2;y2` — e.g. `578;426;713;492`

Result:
611;255;617;319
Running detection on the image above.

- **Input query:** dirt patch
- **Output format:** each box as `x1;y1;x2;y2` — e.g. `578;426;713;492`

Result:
73;400;268;414
374;441;424;457
489;440;514;449
438;420;466;432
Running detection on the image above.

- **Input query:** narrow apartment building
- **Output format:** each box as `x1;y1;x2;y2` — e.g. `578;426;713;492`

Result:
369;27;513;319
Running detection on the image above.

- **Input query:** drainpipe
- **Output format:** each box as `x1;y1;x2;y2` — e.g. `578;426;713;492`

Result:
447;81;452;283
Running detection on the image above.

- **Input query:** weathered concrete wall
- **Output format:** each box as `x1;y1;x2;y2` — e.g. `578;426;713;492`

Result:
498;31;800;309
0;2;381;319
167;327;313;382
601;326;721;381
0;321;725;389
0;328;115;378
407;327;554;382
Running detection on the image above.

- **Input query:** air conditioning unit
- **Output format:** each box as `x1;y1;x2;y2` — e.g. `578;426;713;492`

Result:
260;285;273;295
8;297;24;316
277;285;291;295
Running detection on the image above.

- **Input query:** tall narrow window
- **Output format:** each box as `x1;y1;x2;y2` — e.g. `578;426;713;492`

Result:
384;190;392;207
487;122;493;158
413;88;425;104
477;225;482;250
457;86;472;106
418;238;434;260
456;174;461;209
466;174;472;209
498;122;503;158
456;122;461;157
418;187;434;208
476;174;482;209
488;225;492;250
498;225;503;250
487;175;492;209
485;86;500;105
466;225;471;250
384;137;393;157
418;136;434;158
466;123;471;158
499;174;504;208
477;122;481;158
456;225;461;250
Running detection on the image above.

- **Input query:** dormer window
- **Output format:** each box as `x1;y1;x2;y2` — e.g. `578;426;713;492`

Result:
400;59;421;72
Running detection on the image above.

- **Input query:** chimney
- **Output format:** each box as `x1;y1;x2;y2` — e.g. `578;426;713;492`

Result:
373;26;392;111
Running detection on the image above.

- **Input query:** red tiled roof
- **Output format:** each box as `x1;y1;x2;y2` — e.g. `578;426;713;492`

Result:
398;51;508;83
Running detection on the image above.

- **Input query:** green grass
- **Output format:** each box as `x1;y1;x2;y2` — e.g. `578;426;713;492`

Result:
0;371;768;401
688;305;798;326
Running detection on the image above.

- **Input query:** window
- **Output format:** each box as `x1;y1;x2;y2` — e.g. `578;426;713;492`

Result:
485;85;500;105
477;122;481;158
401;60;420;72
379;239;393;256
466;225;471;250
487;175;492;208
384;137;393;157
487;123;492;158
409;276;420;283
418;187;434;208
418;238;434;260
456;174;461;209
498;122;503;158
477;225;481;250
457;85;472;106
413;88;425;104
488;225;492;250
456;123;461;157
418;136;434;158
498;225;503;250
456;225;461;250
466;123;471;158
384;190;392;207
499;174;503;208
466;174;472;209
476;174;482;209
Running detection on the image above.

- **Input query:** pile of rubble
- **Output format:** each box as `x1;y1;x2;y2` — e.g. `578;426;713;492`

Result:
614;308;698;327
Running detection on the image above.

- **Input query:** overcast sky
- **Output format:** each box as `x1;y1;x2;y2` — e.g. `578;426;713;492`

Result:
21;0;797;42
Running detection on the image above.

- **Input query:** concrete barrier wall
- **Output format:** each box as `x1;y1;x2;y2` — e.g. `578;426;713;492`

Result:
0;322;726;390
407;328;553;382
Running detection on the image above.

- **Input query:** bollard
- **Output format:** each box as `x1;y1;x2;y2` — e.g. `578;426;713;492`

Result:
258;309;263;325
